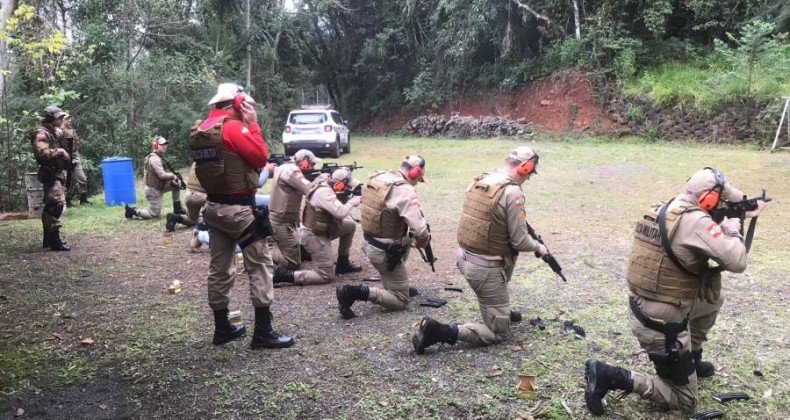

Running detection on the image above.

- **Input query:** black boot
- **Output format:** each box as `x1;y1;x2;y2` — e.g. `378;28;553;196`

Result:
79;193;92;205
412;316;459;355
250;307;294;349
125;204;136;219
692;349;716;378
300;244;312;262
584;359;634;416
510;310;523;323
165;213;184;232
273;265;295;284
49;230;71;252
335;255;363;274
336;284;369;319
173;201;186;215
212;309;246;345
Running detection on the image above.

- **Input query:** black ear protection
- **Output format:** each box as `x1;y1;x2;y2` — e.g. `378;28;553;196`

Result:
697;167;726;211
405;155;425;180
516;154;539;176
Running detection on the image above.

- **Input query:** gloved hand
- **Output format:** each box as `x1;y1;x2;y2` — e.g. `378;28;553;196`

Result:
347;195;361;207
745;199;767;218
719;217;741;235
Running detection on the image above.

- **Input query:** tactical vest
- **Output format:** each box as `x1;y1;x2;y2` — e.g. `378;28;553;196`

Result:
189;117;259;195
457;173;515;257
627;205;704;305
360;171;408;240
302;183;339;237
143;152;170;190
269;163;307;223
30;126;67;167
186;163;205;193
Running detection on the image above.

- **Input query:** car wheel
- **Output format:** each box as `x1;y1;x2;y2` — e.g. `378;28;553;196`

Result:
342;135;351;154
330;138;341;158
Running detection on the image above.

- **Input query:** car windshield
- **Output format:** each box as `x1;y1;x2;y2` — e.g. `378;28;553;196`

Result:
290;113;327;125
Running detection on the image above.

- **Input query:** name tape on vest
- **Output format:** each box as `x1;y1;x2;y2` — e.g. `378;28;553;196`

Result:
192;146;219;162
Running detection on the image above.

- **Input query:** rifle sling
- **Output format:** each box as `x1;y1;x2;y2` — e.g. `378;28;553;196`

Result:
744;216;758;253
657;199;698;277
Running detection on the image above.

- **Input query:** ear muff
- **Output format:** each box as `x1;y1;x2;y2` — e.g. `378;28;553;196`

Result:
332;179;347;192
405;156;425;180
233;94;245;112
516;155;538;176
697;168;726;211
298;158;311;171
152;136;163;151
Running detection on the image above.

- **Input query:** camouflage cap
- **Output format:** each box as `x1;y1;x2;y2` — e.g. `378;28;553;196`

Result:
43;105;68;122
331;168;360;189
685;168;743;202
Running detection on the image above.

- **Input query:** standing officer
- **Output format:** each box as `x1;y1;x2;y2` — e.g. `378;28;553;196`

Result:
124;136;185;220
269;149;323;273
31;105;71;251
274;167;363;286
190;83;292;349
335;155;430;319
584;168;767;415
411;147;548;354
62;114;91;205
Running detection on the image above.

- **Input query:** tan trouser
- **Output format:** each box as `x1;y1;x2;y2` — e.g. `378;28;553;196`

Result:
136;186;181;219
185;189;206;225
362;238;412;310
71;152;88;194
455;248;514;345
202;202;274;310
297;218;357;285
42;177;66;232
629;295;724;411
271;220;301;269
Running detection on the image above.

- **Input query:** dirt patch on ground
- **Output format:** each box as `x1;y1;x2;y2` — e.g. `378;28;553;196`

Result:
367;71;615;134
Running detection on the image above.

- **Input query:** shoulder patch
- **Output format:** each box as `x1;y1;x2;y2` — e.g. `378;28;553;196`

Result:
515;196;526;207
707;223;723;238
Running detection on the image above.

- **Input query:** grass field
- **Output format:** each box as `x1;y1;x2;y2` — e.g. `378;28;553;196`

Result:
0;135;788;419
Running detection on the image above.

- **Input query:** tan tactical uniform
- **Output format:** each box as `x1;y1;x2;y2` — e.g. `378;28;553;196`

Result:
361;171;429;310
185;162;207;224
62;126;88;195
134;151;180;219
269;162;313;269
626;194;747;411
32;126;69;233
454;171;541;345
294;182;358;284
189;116;272;311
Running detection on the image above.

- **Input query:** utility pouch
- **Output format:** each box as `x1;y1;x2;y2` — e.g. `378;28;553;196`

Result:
385;244;405;272
698;268;722;304
648;347;694;386
237;206;272;249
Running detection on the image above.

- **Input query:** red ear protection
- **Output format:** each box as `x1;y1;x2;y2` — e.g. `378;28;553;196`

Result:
333;179;347;192
516;155;538;176
233;94;245;112
405;156;425;180
298;158;311;171
697;168;726;211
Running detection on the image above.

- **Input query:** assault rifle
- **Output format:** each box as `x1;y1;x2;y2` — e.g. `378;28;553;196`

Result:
525;222;567;282
710;190;771;253
266;153;290;178
416;224;437;272
337;183;362;205
303;161;364;182
159;155;187;190
64;134;75;197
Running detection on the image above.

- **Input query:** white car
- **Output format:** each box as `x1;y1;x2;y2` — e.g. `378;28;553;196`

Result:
282;107;350;158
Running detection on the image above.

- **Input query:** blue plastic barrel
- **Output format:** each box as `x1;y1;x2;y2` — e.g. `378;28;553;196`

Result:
101;157;136;206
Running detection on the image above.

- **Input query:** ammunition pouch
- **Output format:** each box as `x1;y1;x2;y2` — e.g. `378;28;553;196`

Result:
364;233;406;272
237;206;272;249
698;267;722;305
629;296;693;385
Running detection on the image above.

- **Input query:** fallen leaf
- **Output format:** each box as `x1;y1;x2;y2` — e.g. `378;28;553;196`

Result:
15;408;24;417
511;345;523;352
81;338;95;345
99;404;108;410
52;333;64;340
378;401;388;407
763;389;773;399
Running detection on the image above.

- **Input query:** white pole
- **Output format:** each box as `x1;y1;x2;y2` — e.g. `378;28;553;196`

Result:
771;97;790;152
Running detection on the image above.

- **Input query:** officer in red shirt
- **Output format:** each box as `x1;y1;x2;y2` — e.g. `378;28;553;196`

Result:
190;83;293;349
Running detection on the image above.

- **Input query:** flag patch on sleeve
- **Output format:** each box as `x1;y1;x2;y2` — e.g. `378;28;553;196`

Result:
707;223;722;238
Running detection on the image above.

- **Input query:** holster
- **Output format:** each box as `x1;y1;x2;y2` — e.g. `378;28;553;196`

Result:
237;206;272;249
385;243;405;272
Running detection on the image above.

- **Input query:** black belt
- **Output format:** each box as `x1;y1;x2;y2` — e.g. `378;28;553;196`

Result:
629;296;688;347
363;233;396;250
207;194;254;206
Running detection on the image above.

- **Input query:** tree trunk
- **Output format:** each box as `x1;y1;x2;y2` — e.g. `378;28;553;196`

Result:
0;0;19;101
572;0;581;39
245;0;251;88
